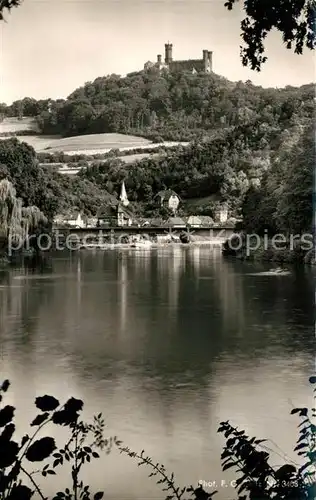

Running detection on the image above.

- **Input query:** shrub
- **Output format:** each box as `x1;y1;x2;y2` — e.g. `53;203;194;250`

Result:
0;379;114;500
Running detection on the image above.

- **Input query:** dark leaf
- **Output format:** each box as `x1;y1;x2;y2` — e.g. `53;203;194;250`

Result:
6;484;33;500
294;442;308;451
0;440;19;468
309;376;316;384
222;461;235;471
0;406;14;427
1;380;10;393
291;407;308;417
35;395;60;412
64;397;83;413
7;461;21;483
1;423;15;441
25;436;56;462
94;493;104;500
52;409;79;426
274;464;296;480
31;412;50;427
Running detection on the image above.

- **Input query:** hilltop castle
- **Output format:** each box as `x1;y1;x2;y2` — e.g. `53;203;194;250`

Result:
144;43;213;74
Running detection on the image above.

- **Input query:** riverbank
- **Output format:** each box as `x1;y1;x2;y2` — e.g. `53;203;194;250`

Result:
0;239;222;266
222;234;315;265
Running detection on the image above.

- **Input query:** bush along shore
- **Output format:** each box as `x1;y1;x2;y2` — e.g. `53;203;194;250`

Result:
0;376;315;500
222;233;316;265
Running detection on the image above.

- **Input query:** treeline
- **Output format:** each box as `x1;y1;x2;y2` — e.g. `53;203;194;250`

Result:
36;144;181;164
1;71;314;141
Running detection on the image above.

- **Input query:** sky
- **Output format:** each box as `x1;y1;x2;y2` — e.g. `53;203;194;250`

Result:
0;0;315;104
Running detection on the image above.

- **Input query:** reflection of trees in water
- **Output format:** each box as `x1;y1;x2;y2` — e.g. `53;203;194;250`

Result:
2;251;313;394
199;249;246;337
0;264;55;350
237;267;314;356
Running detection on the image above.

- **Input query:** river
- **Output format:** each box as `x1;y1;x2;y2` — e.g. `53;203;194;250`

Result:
0;246;314;499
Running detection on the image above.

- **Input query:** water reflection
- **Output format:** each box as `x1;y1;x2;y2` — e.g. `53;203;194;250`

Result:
0;248;314;499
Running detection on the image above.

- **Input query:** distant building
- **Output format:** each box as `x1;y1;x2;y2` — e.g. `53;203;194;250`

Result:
199;215;214;227
117;205;133;227
53;211;85;228
166;217;186;228
186;215;214;228
144;43;213;74
97;182;134;227
96;205;117;227
156;190;180;213
214;203;228;224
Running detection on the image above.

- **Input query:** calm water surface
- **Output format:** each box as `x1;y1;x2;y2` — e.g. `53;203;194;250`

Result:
0;247;314;499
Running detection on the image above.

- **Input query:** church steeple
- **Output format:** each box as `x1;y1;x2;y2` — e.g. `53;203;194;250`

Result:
120;181;129;206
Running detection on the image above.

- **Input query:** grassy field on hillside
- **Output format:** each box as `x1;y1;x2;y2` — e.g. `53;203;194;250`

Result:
0;117;39;133
41;133;152;153
1;132;152;154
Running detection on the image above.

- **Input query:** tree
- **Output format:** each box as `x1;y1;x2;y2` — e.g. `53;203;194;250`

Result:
224;0;316;70
0;178;46;251
0;0;21;21
275;124;314;233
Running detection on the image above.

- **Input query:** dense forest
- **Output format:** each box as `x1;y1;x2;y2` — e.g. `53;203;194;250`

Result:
0;70;314;236
0;70;314;142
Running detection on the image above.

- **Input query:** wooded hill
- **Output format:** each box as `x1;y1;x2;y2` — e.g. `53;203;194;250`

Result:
1;70;314;142
0;70;314;233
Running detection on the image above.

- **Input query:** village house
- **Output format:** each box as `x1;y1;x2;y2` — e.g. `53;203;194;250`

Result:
186;215;214;228
141;217;164;227
96;205;134;227
166;216;186;229
156;189;181;213
53;211;86;229
214;203;229;224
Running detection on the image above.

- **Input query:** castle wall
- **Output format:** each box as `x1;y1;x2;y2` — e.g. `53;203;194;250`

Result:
145;45;213;74
168;59;204;72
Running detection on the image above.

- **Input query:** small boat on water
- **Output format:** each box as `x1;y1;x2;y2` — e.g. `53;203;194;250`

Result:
246;266;291;276
268;267;290;275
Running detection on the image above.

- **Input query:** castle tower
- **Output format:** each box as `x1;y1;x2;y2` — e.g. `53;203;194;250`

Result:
203;50;212;73
165;43;173;64
157;54;162;63
120;181;129;207
208;51;213;72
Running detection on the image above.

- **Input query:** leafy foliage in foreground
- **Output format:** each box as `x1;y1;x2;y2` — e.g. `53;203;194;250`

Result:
0;376;315;499
225;0;315;71
0;379;113;500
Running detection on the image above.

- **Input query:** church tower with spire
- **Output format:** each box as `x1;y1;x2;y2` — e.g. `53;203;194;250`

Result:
119;181;129;207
